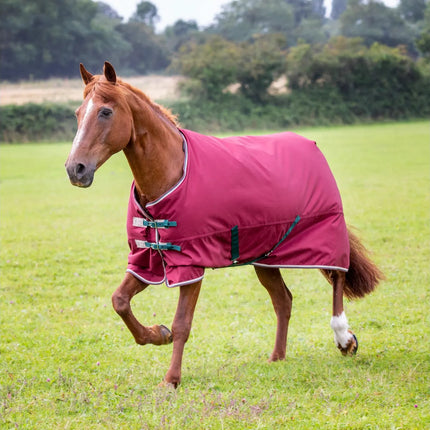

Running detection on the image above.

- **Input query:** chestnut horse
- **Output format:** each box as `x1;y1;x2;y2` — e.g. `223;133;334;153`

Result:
65;62;383;388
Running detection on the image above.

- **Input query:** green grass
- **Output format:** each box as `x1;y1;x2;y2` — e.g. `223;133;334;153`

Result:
1;121;429;429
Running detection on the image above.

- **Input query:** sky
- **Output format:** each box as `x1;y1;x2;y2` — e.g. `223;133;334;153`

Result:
100;0;401;31
102;0;232;30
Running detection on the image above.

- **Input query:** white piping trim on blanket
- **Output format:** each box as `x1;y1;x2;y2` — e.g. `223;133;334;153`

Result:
126;269;165;285
252;263;348;272
166;275;205;289
126;268;204;289
128;263;347;288
146;133;189;208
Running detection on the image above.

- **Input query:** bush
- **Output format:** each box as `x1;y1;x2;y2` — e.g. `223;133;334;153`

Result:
172;36;240;101
170;81;430;134
236;34;286;102
0;103;76;142
170;95;289;132
170;91;349;133
174;34;286;103
286;37;430;120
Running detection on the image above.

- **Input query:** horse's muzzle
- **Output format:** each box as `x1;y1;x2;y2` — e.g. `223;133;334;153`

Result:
65;161;95;188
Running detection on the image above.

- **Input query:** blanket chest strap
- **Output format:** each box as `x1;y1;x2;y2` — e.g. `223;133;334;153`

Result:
135;239;181;252
133;217;177;229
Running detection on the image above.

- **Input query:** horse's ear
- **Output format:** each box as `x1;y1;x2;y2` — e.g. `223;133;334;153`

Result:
104;61;117;84
79;63;93;85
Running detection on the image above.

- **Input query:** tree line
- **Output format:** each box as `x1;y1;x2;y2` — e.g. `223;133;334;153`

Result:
1;0;430;141
1;0;429;82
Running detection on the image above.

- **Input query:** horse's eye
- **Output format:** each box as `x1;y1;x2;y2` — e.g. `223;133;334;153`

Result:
99;108;113;119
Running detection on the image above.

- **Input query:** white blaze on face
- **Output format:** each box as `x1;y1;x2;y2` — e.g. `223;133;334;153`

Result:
330;311;353;349
69;97;95;158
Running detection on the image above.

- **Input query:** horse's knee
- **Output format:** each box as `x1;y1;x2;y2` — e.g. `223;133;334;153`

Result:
171;321;192;343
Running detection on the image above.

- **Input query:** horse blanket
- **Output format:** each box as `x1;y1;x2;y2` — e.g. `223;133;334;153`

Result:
126;129;350;288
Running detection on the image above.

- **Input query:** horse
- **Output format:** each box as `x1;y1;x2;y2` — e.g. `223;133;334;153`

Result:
65;62;384;388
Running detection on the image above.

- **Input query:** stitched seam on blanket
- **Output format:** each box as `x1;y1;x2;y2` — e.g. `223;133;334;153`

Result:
166;210;344;242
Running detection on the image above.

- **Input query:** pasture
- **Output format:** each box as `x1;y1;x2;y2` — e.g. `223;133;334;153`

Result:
1;121;429;428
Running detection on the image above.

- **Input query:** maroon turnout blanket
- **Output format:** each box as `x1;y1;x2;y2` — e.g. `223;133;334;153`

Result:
126;129;350;287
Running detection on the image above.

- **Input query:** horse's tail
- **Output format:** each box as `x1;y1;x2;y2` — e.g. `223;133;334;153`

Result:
322;228;384;299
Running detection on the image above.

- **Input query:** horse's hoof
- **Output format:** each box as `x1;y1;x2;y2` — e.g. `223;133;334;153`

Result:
158;380;178;390
351;334;358;355
339;332;358;356
159;325;173;344
268;353;286;362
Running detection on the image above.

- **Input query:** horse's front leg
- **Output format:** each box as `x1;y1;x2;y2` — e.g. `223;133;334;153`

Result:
330;270;358;356
112;272;172;345
163;280;202;388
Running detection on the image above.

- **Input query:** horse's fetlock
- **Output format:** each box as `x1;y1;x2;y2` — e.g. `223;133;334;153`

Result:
163;372;181;388
134;336;148;346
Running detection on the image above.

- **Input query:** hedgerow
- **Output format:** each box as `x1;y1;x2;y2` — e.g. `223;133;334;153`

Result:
0;103;76;142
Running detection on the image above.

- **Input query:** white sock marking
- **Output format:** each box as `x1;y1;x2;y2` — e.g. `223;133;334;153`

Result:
330;311;353;348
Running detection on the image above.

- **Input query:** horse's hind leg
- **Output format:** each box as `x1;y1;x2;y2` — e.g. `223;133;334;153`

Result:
254;266;292;362
330;270;358;356
112;272;173;346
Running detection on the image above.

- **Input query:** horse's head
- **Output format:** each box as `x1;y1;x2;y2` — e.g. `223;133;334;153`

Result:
65;62;134;187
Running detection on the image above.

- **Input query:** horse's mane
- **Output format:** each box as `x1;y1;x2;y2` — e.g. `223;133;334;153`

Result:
84;76;178;126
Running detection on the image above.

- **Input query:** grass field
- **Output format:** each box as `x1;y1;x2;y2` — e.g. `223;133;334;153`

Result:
1;121;429;428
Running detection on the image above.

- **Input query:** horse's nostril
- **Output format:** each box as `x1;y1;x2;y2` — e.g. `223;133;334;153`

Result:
76;163;86;178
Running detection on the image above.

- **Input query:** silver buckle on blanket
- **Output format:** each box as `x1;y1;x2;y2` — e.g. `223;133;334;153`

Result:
135;239;181;252
133;217;177;229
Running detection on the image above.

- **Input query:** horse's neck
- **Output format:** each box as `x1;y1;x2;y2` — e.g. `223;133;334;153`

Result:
123;93;184;206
